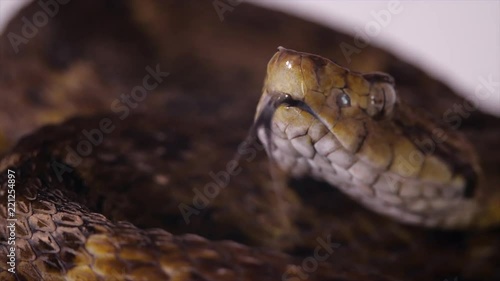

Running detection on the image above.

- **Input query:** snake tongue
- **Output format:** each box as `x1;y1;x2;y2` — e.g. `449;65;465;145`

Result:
252;92;319;154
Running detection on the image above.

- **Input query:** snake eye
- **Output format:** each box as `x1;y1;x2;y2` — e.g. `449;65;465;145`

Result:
336;92;351;108
367;83;396;117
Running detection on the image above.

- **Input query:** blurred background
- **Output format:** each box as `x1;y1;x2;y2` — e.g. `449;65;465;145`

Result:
1;0;499;114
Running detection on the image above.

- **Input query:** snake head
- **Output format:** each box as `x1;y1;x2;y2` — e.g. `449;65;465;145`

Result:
255;47;483;228
255;48;400;162
257;47;398;127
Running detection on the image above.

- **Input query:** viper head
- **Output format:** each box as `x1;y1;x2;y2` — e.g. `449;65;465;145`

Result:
253;48;482;229
256;47;397;127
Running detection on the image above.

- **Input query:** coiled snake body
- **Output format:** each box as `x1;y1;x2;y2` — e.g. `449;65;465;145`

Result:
1;1;499;281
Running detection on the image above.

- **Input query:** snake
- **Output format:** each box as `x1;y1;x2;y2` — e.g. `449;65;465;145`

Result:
255;47;491;229
1;1;500;281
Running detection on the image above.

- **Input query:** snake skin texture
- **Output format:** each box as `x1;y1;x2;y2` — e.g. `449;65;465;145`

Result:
0;115;397;281
256;48;483;228
1;1;500;280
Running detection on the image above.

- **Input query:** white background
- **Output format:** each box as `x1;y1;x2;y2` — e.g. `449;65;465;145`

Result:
1;0;499;115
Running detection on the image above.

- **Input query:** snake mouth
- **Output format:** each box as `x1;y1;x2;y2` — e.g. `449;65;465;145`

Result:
254;91;317;128
252;91;326;155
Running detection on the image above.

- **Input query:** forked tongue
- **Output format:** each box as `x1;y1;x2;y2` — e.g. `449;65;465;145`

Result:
233;93;295;231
